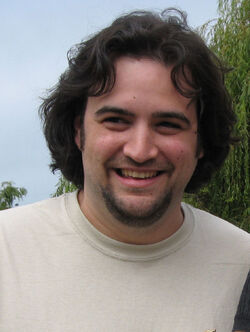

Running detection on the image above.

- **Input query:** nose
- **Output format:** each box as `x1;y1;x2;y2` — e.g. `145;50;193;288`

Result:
123;125;158;163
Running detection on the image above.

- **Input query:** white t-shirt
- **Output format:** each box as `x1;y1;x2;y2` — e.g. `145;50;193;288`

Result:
0;191;249;332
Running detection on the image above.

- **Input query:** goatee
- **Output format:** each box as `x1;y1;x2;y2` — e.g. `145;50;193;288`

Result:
101;185;173;228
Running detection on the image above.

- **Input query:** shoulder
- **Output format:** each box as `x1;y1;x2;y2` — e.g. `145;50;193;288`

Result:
186;203;249;239
0;194;62;220
183;203;250;263
0;192;77;235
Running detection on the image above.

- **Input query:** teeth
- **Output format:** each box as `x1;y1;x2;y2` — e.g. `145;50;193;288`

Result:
121;169;158;179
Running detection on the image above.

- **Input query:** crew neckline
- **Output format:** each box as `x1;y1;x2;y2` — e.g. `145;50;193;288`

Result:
65;191;195;262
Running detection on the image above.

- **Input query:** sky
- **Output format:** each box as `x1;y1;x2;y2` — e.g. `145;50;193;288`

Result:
0;0;219;206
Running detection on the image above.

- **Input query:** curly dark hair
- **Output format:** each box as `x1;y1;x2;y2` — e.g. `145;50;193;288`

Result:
39;8;237;192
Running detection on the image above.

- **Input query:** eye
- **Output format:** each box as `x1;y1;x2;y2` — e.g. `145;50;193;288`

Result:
104;117;127;124
159;121;181;129
156;121;183;134
102;117;130;131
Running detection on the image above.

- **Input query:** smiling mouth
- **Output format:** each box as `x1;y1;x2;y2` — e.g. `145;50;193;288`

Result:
116;169;163;179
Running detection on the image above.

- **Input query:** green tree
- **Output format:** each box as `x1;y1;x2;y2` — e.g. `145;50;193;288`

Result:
186;0;249;231
53;176;77;197
0;181;27;210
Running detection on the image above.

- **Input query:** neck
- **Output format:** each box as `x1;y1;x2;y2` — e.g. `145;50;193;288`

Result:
77;190;184;245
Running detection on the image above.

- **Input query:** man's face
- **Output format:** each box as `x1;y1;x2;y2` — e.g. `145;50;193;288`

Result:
75;57;203;228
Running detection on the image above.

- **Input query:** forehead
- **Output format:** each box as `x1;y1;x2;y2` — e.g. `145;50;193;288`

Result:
110;57;177;95
86;57;196;119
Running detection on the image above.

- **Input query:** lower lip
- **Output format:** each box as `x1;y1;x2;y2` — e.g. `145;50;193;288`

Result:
113;170;165;188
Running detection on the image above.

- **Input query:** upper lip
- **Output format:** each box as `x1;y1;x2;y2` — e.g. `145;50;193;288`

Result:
117;168;164;172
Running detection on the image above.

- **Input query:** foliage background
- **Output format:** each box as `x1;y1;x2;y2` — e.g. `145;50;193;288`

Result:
185;0;249;232
0;182;27;210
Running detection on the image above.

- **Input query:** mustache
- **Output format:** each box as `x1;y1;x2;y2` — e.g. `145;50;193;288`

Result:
106;156;175;172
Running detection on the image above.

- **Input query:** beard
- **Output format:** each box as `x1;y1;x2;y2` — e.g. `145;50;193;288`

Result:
101;185;173;228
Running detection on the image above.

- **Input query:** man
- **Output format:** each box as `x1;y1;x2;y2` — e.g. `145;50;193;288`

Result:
0;9;249;332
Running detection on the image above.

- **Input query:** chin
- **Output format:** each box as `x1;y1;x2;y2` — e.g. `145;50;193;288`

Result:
101;186;173;228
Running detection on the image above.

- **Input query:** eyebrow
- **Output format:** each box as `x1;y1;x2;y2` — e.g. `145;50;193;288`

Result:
95;106;191;126
152;111;191;126
95;106;134;117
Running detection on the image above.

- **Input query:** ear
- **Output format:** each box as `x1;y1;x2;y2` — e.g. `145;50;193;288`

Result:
196;136;204;160
74;116;82;150
198;147;204;159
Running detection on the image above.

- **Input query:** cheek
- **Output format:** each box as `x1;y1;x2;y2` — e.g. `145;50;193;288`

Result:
84;132;122;161
162;139;198;167
163;141;187;160
173;145;186;162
